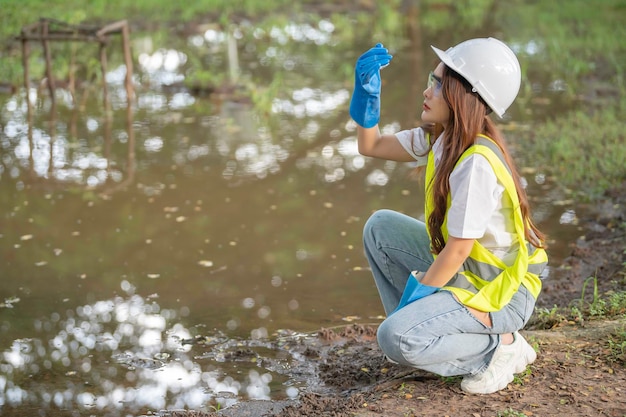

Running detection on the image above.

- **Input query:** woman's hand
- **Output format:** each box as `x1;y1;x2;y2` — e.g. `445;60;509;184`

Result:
349;43;392;128
465;305;493;327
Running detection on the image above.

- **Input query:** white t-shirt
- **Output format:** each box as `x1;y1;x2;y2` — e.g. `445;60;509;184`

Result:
395;128;517;258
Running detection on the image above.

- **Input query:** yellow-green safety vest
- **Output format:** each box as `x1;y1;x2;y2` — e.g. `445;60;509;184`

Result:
425;134;548;312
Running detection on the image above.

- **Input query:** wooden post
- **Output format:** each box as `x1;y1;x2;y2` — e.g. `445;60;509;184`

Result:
227;29;239;84
103;104;112;180
41;19;56;104
21;35;35;177
121;21;134;104
69;40;77;105
126;101;135;178
100;41;110;113
47;106;57;177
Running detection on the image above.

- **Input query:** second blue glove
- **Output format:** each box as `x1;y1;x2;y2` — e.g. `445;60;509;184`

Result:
392;271;439;314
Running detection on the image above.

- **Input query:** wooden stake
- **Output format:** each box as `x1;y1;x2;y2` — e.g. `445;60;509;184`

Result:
41;19;56;103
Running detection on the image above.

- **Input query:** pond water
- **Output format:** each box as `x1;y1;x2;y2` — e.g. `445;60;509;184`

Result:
0;12;585;417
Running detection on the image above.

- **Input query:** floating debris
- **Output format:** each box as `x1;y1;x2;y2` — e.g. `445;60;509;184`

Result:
215;391;238;400
0;297;21;308
112;352;165;370
181;334;227;346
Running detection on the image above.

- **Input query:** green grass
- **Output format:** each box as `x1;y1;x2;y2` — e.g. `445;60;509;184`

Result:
522;100;626;199
532;289;626;328
0;0;311;38
607;329;626;365
580;276;626;318
530;261;626;332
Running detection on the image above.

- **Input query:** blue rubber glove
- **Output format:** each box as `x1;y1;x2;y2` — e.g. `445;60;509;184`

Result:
392;271;439;314
349;43;393;128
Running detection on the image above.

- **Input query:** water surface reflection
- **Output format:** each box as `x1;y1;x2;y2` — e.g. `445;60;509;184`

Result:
0;15;586;416
1;283;310;414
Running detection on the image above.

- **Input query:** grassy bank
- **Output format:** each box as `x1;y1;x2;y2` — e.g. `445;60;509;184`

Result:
522;99;626;199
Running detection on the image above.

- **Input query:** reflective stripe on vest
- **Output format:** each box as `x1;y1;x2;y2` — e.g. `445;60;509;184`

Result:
425;134;548;312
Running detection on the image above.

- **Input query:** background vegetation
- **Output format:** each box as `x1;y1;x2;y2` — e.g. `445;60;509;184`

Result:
2;0;624;196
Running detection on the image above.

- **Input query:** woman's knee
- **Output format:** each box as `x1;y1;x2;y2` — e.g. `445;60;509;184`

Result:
376;318;403;361
364;209;394;234
363;209;392;250
377;316;434;367
363;209;405;245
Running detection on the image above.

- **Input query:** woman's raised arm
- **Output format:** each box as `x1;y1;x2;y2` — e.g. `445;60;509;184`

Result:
357;125;415;162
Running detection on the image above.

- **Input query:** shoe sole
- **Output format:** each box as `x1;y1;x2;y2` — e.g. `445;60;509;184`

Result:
461;336;537;394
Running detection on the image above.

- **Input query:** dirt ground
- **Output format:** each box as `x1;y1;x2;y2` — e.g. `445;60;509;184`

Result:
176;188;626;417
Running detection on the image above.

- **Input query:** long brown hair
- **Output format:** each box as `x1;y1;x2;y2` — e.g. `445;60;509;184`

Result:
426;66;545;254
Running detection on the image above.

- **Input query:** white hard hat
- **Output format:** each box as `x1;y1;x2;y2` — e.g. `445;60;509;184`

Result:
431;37;521;118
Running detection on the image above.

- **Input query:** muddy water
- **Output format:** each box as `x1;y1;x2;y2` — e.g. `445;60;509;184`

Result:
0;20;583;416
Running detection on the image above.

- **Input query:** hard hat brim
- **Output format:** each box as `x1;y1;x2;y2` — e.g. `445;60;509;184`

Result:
430;45;456;74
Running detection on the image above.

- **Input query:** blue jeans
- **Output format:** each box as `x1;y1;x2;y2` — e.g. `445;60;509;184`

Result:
363;209;536;376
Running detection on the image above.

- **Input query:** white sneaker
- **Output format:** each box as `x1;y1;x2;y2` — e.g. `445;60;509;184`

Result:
461;332;537;394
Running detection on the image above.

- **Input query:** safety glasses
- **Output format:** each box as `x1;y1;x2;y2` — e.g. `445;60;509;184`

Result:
428;71;443;96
